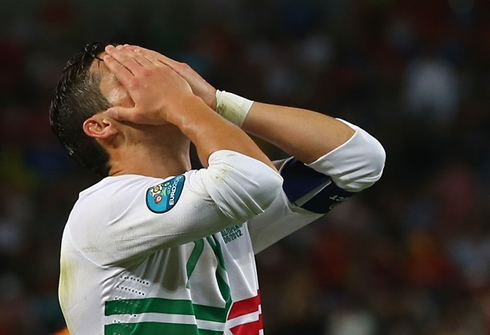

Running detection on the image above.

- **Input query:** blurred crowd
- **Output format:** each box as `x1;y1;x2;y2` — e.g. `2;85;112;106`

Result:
1;0;490;334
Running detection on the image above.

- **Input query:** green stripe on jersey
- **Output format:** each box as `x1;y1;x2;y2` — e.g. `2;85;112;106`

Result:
186;240;205;288
105;298;227;323
205;236;226;271
105;321;223;335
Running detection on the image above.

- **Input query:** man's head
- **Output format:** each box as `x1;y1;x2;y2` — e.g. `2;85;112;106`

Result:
49;42;113;176
50;43;192;177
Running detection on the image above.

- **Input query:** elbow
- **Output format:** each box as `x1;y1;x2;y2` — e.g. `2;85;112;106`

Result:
204;150;283;222
228;167;283;222
367;138;386;183
235;165;284;218
309;123;386;193
254;168;283;211
334;133;386;192
352;137;386;191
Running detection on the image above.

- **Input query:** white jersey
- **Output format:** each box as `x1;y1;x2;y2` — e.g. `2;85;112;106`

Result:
59;121;385;335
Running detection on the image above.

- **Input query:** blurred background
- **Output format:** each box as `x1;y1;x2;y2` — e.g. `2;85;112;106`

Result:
1;0;490;334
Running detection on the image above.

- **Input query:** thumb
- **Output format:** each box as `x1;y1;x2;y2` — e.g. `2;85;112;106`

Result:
106;106;134;122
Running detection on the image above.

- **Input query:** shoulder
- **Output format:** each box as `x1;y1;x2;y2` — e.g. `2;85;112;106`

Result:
69;174;192;228
64;173;197;266
78;173;194;205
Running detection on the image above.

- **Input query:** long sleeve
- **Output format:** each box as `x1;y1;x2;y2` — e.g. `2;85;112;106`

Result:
306;119;385;192
248;120;385;253
66;150;283;266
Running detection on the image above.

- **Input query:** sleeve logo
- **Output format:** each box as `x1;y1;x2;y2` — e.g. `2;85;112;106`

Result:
146;175;185;213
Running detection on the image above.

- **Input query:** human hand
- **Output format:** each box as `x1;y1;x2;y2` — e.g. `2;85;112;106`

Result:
103;45;194;125
123;45;217;110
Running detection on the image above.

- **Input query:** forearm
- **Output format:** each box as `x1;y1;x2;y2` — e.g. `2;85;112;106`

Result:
215;93;385;192
115;48;354;165
242;102;355;164
169;96;276;170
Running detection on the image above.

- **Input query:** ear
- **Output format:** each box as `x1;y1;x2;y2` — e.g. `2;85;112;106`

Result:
83;114;118;139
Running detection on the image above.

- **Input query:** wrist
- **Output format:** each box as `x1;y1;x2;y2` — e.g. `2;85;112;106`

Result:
166;95;210;128
208;89;218;111
215;90;254;127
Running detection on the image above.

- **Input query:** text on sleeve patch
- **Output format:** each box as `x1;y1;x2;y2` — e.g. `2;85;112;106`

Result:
146;175;185;213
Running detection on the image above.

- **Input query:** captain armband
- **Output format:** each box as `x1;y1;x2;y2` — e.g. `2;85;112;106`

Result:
281;158;356;214
215;90;254;127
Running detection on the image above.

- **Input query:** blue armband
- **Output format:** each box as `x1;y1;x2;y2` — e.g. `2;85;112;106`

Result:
281;158;355;214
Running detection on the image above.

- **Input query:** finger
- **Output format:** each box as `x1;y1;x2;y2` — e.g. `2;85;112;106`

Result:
128;48;157;68
109;46;162;76
125;46;194;81
106;106;137;123
126;45;180;68
105;45;145;75
103;55;134;85
132;48;163;67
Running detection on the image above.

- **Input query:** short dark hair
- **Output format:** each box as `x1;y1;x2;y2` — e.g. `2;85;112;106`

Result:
49;42;113;176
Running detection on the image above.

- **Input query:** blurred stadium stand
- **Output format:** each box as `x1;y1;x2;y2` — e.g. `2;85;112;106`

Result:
1;0;490;334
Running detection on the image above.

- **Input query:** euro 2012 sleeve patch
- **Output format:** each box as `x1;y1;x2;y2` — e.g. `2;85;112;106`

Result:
146;175;185;213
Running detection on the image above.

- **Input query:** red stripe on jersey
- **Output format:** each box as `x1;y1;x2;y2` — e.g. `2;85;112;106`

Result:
230;312;263;335
227;291;261;319
228;291;263;335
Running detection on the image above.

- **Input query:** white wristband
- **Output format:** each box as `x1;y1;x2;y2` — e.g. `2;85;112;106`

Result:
215;90;254;127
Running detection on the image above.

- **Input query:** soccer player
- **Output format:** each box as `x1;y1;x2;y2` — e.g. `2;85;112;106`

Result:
49;43;385;335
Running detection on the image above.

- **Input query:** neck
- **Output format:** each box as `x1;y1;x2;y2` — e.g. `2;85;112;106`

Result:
107;126;192;179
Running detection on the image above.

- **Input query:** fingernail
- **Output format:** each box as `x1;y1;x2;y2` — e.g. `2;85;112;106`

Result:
116;45;124;50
